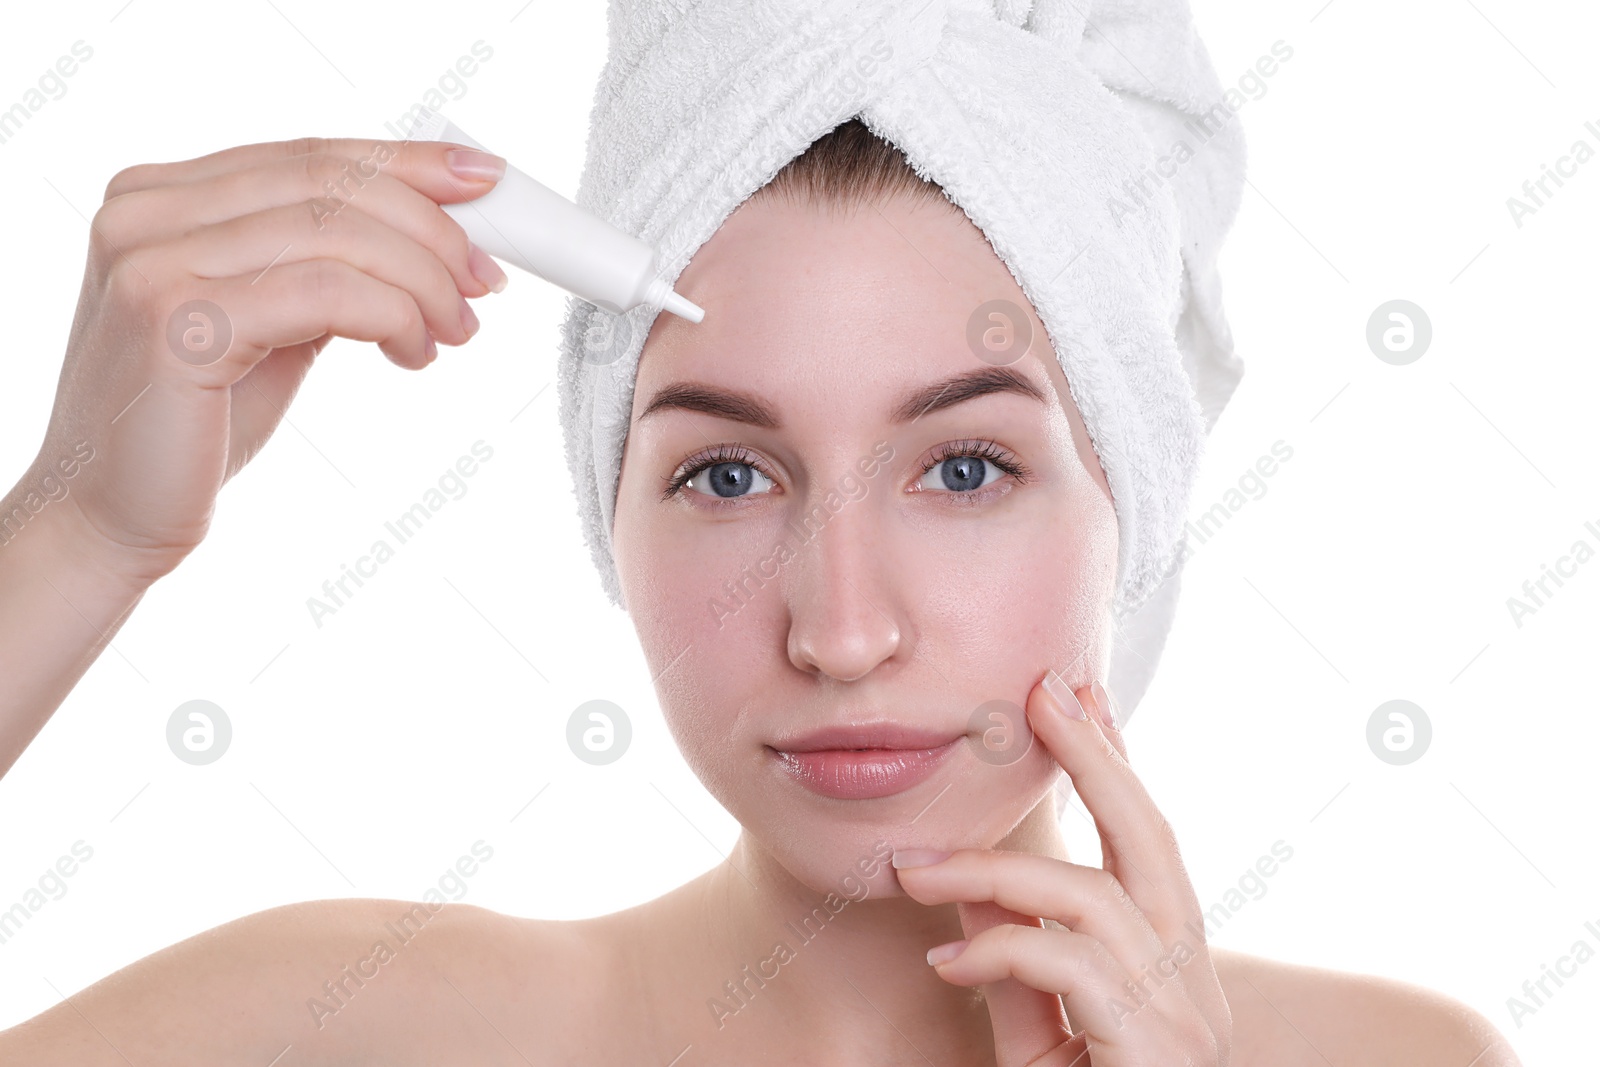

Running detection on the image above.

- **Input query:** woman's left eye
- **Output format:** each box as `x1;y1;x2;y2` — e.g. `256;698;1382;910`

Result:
916;455;1003;494
914;440;1030;497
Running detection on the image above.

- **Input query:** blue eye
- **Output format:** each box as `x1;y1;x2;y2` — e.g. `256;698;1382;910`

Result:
665;445;776;501
914;439;1030;496
918;454;1004;493
665;439;1030;503
684;457;776;499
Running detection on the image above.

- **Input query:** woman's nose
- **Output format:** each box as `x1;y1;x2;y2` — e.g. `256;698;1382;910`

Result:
784;501;905;682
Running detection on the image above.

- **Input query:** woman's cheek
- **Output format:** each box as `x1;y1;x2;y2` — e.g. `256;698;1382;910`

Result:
923;513;1112;699
631;526;780;787
1015;504;1117;661
621;503;755;657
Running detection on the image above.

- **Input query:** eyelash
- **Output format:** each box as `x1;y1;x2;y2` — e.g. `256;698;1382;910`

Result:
660;439;1032;502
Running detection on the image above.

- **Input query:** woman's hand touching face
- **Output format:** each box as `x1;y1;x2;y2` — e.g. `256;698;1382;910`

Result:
892;677;1231;1067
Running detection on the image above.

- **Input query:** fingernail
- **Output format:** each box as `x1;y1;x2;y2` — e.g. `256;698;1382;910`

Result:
467;242;508;294
424;332;438;363
927;939;969;966
1043;670;1088;720
446;148;506;182
891;848;952;869
1090;680;1119;732
460;296;480;338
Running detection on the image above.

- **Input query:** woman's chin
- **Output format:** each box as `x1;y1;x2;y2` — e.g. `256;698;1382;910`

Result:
738;771;1060;901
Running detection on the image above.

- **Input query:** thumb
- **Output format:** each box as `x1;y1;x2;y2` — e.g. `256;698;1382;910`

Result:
956;900;1073;1067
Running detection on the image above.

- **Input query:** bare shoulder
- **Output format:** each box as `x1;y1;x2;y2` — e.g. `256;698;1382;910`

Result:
0;897;600;1067
1211;946;1522;1067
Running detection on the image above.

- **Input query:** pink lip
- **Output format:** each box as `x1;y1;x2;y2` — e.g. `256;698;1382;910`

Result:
769;723;966;800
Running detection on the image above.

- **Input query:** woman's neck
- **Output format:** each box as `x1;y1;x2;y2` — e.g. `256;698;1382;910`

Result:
676;796;1071;1064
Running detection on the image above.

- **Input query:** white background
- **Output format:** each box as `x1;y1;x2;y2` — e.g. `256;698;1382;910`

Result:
1;0;1595;1062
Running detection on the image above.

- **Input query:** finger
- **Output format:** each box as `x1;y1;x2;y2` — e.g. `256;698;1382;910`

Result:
225;343;321;480
929;923;1161;1049
1083;681;1137;868
96;153;500;298
160;261;435;376
1090;679;1129;764
147;202;475;348
954;900;1071;1067
1030;672;1204;948
103;136;502;209
896;849;1165;980
900;824;1235;1059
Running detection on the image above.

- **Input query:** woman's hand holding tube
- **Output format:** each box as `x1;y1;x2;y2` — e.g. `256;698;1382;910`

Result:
0;135;508;776
892;678;1232;1066
44;134;509;584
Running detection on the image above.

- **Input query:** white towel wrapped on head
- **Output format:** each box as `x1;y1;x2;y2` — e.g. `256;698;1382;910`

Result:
556;0;1248;725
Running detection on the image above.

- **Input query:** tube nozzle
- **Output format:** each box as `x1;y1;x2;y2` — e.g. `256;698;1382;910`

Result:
661;289;705;323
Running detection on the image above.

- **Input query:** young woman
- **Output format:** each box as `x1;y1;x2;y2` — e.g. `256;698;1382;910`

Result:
0;122;1520;1065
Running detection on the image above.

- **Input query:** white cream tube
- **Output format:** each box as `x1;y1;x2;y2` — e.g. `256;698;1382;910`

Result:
403;107;703;324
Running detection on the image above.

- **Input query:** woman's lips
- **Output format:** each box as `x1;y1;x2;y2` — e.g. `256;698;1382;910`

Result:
771;737;963;799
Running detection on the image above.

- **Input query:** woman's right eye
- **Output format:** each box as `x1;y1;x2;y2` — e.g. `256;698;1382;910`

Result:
683;459;776;499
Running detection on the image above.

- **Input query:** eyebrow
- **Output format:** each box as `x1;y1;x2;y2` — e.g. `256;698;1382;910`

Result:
636;365;1048;429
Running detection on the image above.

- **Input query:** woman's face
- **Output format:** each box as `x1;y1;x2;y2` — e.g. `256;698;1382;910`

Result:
611;190;1118;895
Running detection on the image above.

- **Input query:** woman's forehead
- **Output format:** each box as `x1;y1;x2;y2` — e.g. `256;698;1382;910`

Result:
634;193;1070;419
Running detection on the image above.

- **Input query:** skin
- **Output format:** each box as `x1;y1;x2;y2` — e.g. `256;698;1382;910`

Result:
610;184;1121;906
0;134;507;777
0;141;1520;1065
605;188;1150;1059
